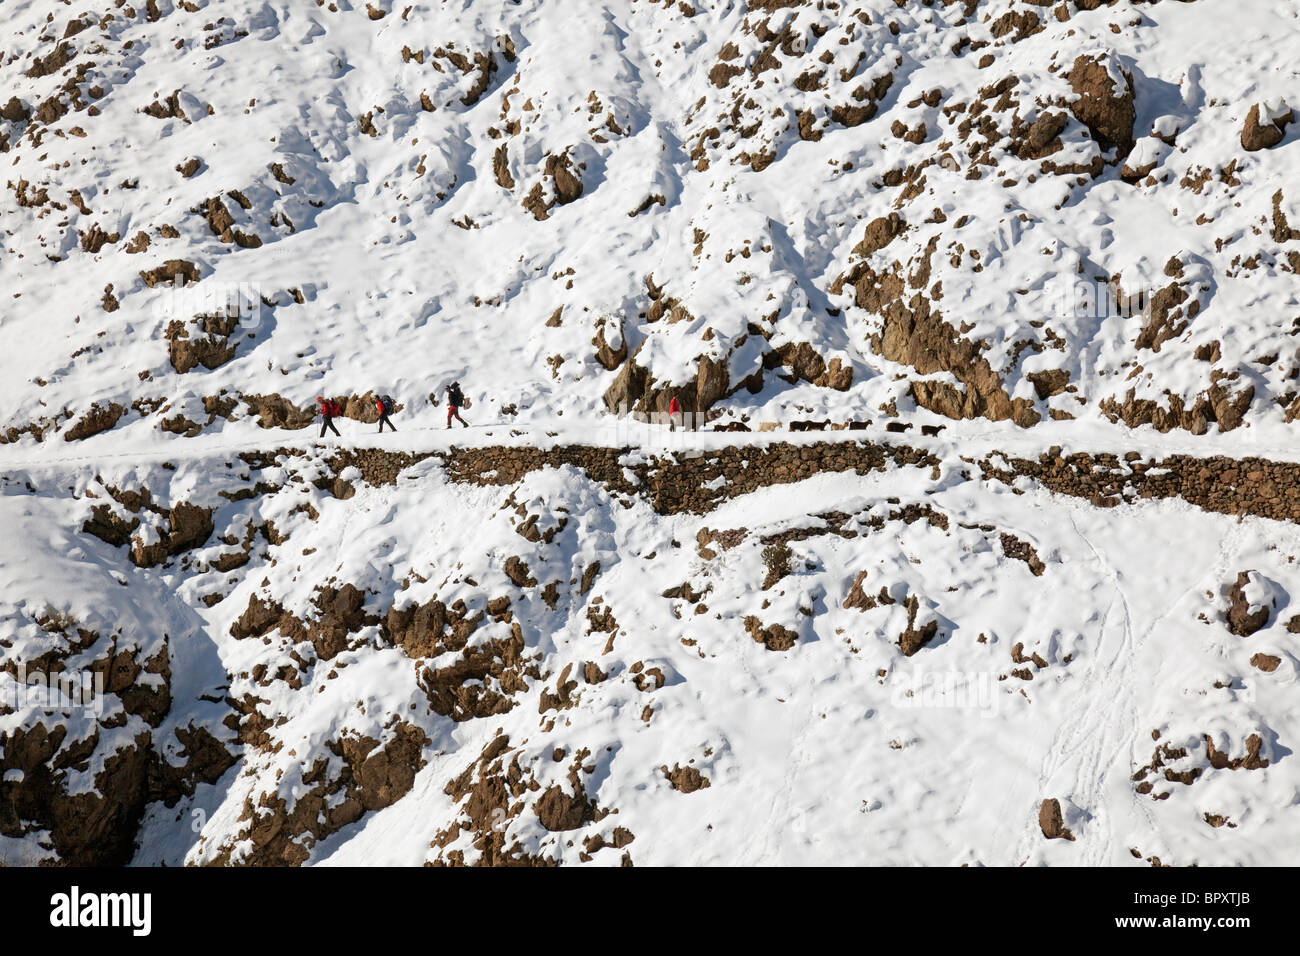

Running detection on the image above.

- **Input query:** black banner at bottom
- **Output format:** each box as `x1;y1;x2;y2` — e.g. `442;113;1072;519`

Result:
0;864;1276;945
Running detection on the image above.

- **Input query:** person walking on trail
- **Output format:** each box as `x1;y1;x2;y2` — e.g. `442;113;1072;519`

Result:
668;394;682;432
375;393;397;433
445;382;469;429
317;396;342;438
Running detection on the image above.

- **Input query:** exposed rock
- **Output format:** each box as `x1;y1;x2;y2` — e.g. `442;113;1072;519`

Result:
743;615;798;651
1099;382;1253;435
1038;798;1075;840
842;571;875;610
897;593;939;656
141;90;188;121
242;393;314;429
384;596;479;658
230;594;288;640
601;341;742;416
167;317;237;373
27;41;75;79
977;448;1300;525
130;502;214;567
0;606;233;864
773;341;854;391
1241;100;1293;152
549;153;584;203
853;213;906;258
0;96;30;122
662;763;711;794
78;223;120;254
879;296;1037;426
593;315;626;370
0;724;153;865
419;622;537;721
430;734;562;866
1120;135;1165;182
492;144;514;189
82;503;140;546
1016;110;1068;160
505;555;537;588
140;259;200;288
215;723;428;865
64;402;125;442
522;151;585;220
329;441;939;517
535;782;598;831
1204;733;1269;771
830;71;894;127
1066;52;1135;157
1250;653;1281;673
1226;570;1275;637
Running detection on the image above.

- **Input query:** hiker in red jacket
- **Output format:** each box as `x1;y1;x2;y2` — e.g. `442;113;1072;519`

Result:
668;394;682;432
375;393;396;433
317;396;342;438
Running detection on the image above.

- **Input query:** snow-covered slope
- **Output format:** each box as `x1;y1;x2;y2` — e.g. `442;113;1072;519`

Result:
2;430;1297;866
3;0;1300;439
1;0;1298;866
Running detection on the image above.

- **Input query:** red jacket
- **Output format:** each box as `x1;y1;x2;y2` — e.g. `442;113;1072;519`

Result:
319;398;341;417
668;397;681;415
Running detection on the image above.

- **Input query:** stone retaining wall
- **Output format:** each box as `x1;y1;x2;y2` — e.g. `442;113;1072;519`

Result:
324;441;942;515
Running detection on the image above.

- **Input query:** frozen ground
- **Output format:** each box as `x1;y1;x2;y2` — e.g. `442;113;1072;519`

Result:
1;0;1298;866
0;426;1296;866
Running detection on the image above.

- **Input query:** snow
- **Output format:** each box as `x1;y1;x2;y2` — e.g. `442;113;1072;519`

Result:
0;0;1298;867
1257;97;1292;124
0;431;1276;866
1239;570;1278;617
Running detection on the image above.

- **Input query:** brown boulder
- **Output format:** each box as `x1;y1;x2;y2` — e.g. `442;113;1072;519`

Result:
1251;653;1281;673
535;783;597;830
1066;53;1135;157
242;393;314;429
1018;110;1068;159
743;615;798;652
0;96;29;122
593;316;627;371
1241;102;1293;152
492;144;514;189
1226;571;1272;637
853;213;906;258
1038;798;1075;840
662;763;711;794
140;259;200;288
64;402;125;442
131;502;214;567
898;594;938;656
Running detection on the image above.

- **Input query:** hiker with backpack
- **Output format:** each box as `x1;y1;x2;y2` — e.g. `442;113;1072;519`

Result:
445;381;469;429
375;393;397;433
317;396;342;437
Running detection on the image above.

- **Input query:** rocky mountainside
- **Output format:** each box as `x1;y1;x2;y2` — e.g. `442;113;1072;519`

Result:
1;0;1299;866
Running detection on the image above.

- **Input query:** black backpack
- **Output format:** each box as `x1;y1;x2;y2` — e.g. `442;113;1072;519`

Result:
379;395;393;415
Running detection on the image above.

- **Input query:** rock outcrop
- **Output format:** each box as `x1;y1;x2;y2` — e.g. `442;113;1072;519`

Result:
1241;100;1293;152
1066;52;1135;158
